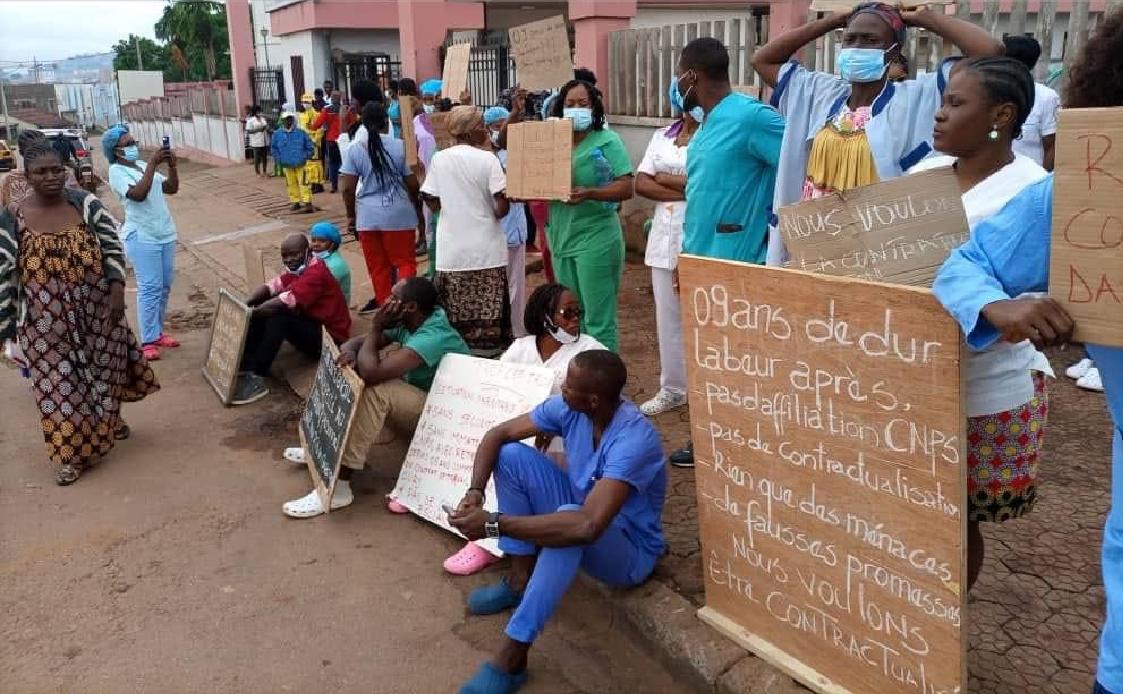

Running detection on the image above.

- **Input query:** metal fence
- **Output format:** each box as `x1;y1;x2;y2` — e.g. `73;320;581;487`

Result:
465;43;518;109
332;55;401;100
250;67;285;116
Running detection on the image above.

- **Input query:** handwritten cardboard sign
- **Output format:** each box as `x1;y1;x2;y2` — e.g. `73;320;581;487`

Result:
679;255;965;694
506;119;572;201
1049;107;1123;347
202;288;252;405
389;354;554;555
400;95;418;169
778;167;969;287
509;15;573;91
442;42;472;103
299;332;364;512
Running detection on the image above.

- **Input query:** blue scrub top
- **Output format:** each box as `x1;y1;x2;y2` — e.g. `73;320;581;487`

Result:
530;395;667;558
683;91;784;263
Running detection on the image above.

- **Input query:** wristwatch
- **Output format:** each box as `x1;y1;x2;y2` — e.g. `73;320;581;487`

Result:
484;512;502;539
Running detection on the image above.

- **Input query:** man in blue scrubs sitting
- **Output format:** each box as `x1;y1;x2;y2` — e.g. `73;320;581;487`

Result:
667;36;786;467
448;350;666;694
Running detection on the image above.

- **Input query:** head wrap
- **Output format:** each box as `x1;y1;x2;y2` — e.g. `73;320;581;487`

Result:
447;105;483;137
850;2;907;46
300;92;314;104
420;79;442;97
483;106;510;126
101;124;129;162
309;221;341;246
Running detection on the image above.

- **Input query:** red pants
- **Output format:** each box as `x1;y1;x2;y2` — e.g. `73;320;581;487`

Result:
358;230;417;303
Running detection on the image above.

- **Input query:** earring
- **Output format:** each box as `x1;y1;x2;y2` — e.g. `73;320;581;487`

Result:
988;126;1000;141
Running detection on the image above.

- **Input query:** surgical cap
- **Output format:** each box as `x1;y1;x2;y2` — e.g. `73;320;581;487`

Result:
309;221;341;246
483;106;510;126
101;124;129;162
420;79;442;97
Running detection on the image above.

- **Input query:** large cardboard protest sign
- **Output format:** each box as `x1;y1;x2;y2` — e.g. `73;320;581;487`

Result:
509;15;573;91
202;288;252;405
1049;107;1123;346
299;333;364;512
506;119;572;201
442;42;472;102
390;354;553;555
679;256;965;694
400;95;418;169
778;167;968;287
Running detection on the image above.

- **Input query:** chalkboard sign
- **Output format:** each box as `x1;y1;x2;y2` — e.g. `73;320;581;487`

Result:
389;354;554;554
778;167;969;287
202;288;252;405
299;331;364;511
679;256;966;694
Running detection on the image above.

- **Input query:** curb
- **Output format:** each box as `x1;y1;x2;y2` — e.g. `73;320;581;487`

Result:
587;577;805;693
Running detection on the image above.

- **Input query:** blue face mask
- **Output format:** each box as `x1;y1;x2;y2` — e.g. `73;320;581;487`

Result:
423;104;435;114
668;78;684;113
563;107;593;132
837;46;894;83
673;71;706;124
120;145;140;162
312;250;331;260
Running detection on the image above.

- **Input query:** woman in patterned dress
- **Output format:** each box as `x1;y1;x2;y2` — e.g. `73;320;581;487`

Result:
0;143;159;485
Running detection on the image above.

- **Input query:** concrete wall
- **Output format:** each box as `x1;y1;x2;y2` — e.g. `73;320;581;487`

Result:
630;7;757;29
127;113;246;165
117;70;166;104
329;29;400;57
485;4;568;28
279;30;331;103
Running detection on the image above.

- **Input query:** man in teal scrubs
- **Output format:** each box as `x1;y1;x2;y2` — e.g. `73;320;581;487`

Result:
668;36;785;465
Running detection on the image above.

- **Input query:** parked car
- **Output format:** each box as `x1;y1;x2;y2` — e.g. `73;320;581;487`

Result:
0;140;13;172
39;128;92;168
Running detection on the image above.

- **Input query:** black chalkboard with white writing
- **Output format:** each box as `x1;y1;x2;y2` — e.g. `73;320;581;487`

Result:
299;333;363;510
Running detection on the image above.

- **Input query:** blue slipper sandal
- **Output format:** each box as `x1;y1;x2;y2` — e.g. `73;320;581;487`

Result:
467;577;523;615
458;662;528;694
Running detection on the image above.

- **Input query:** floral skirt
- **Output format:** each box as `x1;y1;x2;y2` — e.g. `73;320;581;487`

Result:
967;372;1048;522
434;266;511;358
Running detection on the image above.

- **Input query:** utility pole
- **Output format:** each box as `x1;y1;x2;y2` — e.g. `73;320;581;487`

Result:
135;37;144;71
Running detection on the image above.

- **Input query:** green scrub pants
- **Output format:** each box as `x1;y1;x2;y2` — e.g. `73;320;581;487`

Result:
551;241;622;352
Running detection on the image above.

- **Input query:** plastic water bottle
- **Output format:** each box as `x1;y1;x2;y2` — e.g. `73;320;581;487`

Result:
590;148;617;211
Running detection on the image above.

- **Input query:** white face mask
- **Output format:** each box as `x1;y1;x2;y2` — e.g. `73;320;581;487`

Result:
489;130;501;145
546;318;579;345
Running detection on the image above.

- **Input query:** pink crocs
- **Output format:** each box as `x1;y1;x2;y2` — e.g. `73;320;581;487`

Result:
443;541;500;576
386;498;410;514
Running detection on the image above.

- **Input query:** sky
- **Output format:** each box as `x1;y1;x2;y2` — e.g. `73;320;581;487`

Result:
0;1;168;64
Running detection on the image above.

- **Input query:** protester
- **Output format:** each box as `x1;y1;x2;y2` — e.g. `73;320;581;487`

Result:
336;80;383;154
443;283;607;576
664;37;785;467
0;129;83;207
271;110;315;213
309;221;352;303
545;79;634;352
105;125;181;362
313;87;326;111
388;78;418;139
282;277;470;518
753;2;1002;263
411;78;443;259
340;101;423;313
312;89;353;193
298;93;326;193
1003;35;1060;171
236;233;351;405
246;105;271;176
634;107;697;416
912;56;1051;591
448;350;666;693
420;106;512;357
485;105;529;338
930;9;1123;688
0;143;159;485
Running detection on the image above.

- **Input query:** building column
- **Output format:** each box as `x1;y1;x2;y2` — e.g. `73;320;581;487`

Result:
397;0;485;82
568;1;637;106
768;1;812;40
225;0;255;114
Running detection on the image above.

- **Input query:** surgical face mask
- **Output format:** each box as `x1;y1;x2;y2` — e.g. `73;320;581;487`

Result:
312;250;331;260
837;45;895;83
546;317;579;345
423;104;436;114
563;107;593;132
120;145;140;162
675;71;706;124
668;77;684;113
283;251;309;275
489;130;501;145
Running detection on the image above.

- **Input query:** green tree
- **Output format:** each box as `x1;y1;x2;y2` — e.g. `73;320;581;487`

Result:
112;34;170;74
154;0;230;81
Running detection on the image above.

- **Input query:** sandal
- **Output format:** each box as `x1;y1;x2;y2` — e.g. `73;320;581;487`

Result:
444;542;501;576
56;463;82;486
141;344;160;361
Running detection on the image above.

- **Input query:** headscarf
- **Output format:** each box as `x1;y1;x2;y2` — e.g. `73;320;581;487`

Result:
483;106;510;126
102;124;129;162
309;221;341;246
420;79;442;97
850;2;907;46
446;105;482;137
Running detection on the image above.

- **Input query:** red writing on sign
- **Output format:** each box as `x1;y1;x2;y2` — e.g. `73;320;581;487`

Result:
1068;266;1122;305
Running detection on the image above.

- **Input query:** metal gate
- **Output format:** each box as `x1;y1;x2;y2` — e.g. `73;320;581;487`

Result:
466;43;517;109
249;67;285;116
332;55;401;99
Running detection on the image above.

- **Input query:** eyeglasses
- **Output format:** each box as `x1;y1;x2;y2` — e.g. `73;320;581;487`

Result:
556;308;582;320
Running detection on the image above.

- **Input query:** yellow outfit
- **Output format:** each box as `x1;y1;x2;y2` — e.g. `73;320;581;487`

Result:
299;109;326;186
283;167;312;204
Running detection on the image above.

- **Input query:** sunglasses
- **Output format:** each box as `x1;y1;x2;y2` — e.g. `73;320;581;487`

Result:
556;307;582;320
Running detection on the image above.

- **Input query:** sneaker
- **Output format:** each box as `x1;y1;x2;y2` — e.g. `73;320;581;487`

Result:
290;202;301;211
300;203;315;213
669;442;694;468
154;334;180;348
1066;357;1095;380
358;298;379;316
1077;367;1105;392
467;577;523;615
639;388;687;416
282;484;354;518
231;373;270;405
282;446;306;465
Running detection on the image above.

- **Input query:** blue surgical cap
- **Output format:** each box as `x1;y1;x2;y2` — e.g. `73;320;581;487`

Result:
483;106;510;126
102;124;129;162
420;79;442;97
309;221;341;246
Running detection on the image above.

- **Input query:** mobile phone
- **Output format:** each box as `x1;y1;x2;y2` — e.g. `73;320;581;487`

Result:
161;136;171;149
